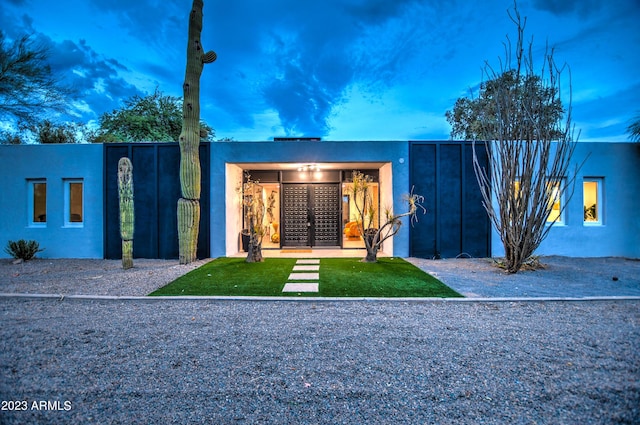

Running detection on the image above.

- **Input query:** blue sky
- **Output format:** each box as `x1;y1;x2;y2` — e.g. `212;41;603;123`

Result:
2;0;638;141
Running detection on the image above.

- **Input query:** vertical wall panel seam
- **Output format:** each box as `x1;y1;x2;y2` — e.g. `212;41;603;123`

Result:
154;145;160;258
460;142;466;256
435;143;440;257
102;144;108;259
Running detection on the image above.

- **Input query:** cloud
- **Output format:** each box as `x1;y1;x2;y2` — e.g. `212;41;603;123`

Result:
2;0;635;142
532;0;602;16
88;0;185;56
573;82;640;141
211;0;428;137
36;0;480;138
38;34;143;122
1;2;145;124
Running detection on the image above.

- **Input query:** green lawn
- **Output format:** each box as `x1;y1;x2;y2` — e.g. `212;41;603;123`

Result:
149;257;462;298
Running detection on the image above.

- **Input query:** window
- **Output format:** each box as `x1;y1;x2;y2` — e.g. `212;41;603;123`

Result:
64;179;84;226
546;181;564;224
583;178;603;225
28;179;47;226
513;178;564;224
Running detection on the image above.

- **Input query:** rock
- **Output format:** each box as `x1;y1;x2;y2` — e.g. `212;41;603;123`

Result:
12;258;23;265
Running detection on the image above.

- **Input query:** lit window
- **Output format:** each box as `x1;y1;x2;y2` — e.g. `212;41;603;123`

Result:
583;178;603;225
546;181;564;224
513;179;564;224
28;179;47;226
64;179;84;226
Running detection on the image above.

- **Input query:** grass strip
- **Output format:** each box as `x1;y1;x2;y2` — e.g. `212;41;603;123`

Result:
149;257;462;298
318;257;462;297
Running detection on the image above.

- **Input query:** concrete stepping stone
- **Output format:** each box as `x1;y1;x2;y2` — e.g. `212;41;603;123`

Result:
288;272;319;280
282;282;319;292
293;265;320;271
296;259;320;264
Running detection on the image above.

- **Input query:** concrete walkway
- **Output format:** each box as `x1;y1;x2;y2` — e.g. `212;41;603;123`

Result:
283;259;320;293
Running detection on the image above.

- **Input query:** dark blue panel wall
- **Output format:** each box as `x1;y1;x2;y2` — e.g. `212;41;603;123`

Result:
131;145;158;258
439;144;462;256
463;144;490;256
409;143;437;257
409;141;490;259
104;143;210;260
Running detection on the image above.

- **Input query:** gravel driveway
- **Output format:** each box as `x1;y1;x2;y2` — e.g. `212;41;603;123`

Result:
1;256;639;424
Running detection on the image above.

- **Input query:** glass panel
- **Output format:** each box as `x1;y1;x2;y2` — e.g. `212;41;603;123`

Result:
69;182;83;222
261;183;280;248
546;182;562;223
33;182;47;223
514;180;521;202
342;181;379;248
583;180;599;223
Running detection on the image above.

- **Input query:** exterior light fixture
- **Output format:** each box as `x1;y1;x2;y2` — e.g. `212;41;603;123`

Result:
297;164;320;172
297;164;322;179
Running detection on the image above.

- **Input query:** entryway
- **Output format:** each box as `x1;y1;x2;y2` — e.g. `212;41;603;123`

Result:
227;163;387;256
281;183;341;248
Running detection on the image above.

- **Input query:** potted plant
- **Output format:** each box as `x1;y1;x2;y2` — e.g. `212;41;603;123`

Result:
242;175;266;262
346;171;424;262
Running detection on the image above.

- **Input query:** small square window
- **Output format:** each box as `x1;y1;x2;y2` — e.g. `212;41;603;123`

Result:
583;178;603;225
28;179;47;226
64;179;84;226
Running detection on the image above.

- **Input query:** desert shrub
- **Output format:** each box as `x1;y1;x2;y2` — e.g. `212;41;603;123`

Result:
5;239;44;261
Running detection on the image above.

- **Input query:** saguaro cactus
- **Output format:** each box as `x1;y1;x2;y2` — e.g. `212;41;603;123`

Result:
117;157;134;269
178;0;216;264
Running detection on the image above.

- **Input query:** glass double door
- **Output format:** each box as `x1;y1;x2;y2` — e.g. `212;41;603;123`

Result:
281;183;341;247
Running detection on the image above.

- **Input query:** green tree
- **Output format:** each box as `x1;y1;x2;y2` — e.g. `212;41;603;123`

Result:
445;71;564;141
96;88;213;143
627;112;640;142
0;32;73;125
0;130;22;145
1;119;87;144
32;119;78;143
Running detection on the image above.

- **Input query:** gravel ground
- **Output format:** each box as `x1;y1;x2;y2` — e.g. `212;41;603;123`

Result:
407;256;640;299
1;255;639;298
1;256;639;424
1;299;638;424
0;258;212;297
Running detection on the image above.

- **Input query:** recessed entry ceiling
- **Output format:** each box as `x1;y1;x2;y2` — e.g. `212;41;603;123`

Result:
233;162;387;170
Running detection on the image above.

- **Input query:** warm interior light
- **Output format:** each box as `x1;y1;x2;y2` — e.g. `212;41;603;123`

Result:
298;164;320;174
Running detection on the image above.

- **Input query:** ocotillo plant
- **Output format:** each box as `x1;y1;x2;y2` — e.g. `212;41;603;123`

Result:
177;0;216;264
117;157;134;269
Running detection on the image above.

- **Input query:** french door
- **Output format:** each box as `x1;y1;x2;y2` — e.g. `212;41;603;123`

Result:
281;183;341;247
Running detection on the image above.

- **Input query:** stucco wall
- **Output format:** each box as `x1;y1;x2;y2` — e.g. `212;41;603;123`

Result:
0;144;104;259
211;141;411;258
491;142;640;258
225;163;244;256
3;141;632;260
